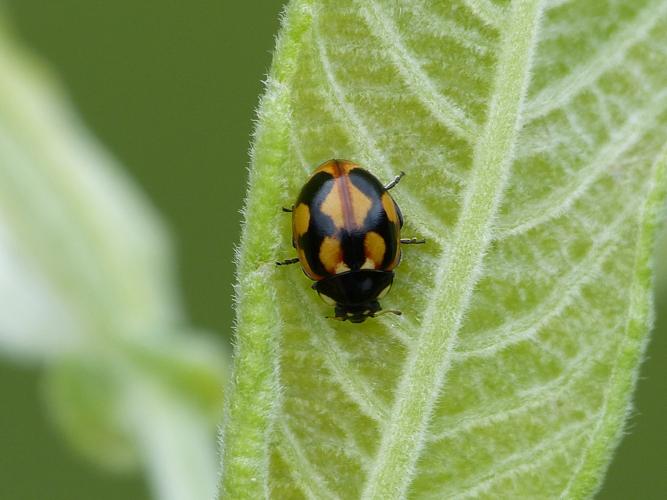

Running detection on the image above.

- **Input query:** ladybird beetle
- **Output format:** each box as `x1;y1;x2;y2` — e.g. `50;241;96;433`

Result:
277;159;424;323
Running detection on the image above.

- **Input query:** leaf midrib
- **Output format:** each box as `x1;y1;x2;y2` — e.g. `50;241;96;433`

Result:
360;2;545;498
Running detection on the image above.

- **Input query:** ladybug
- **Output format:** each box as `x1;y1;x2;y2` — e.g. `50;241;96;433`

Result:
277;159;424;323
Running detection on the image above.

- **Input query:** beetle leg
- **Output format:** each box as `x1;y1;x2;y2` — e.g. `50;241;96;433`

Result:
384;171;406;190
282;206;294;213
400;237;426;244
326;315;347;321
276;257;300;266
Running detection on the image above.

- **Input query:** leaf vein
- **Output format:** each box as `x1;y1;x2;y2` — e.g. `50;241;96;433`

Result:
431;331;619;442
457;202;634;359
456;418;594;499
460;0;506;28
276;421;339;500
358;0;480;141
497;89;667;240
291;280;388;422
525;0;667;123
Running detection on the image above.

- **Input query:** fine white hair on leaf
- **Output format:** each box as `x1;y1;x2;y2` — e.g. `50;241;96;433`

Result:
220;0;667;499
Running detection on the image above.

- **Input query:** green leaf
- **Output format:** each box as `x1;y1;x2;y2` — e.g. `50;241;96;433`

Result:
44;333;227;475
221;0;667;497
0;13;183;359
44;358;140;472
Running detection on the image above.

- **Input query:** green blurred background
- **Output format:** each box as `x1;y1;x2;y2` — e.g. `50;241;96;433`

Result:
0;1;663;498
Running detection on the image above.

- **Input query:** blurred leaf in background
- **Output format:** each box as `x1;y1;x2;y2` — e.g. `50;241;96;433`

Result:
0;4;229;498
0;1;290;498
0;1;285;499
0;1;664;499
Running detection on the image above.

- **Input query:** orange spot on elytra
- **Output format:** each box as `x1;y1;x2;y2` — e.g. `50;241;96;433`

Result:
293;203;310;237
321;177;372;230
364;231;386;269
319;236;345;274
382;193;399;224
320;185;346;229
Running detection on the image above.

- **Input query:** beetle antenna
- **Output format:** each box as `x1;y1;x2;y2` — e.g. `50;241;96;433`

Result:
372;309;402;318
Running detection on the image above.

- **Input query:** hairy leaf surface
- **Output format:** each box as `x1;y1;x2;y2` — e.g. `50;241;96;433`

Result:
221;0;667;497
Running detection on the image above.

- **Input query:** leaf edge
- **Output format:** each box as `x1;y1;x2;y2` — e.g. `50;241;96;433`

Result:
562;145;667;498
217;1;314;498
